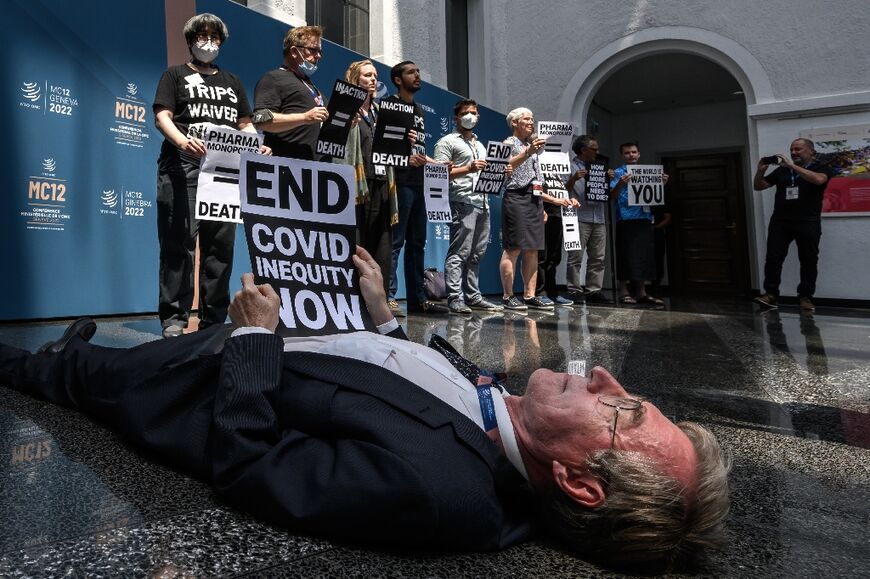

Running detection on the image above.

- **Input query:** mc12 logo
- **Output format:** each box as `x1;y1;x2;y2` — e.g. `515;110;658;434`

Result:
115;100;146;123
28;180;66;202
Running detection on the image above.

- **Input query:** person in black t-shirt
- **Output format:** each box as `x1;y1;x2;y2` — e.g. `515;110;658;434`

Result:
334;59;397;297
252;25;329;160
385;61;449;315
753;138;834;312
153;13;270;339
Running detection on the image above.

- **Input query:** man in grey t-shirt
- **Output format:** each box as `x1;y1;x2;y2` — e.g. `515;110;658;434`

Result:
434;99;503;313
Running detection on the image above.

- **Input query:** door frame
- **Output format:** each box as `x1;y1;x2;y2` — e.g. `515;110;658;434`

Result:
658;147;753;297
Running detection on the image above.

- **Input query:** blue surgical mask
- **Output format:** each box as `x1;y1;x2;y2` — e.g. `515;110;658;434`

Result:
295;47;318;76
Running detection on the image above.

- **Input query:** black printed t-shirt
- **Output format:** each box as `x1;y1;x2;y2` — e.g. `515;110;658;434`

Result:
153;64;252;162
764;162;835;221
383;94;426;188
254;68;323;160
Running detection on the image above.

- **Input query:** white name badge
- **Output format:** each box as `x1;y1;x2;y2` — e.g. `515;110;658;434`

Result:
531;180;543;196
786;186;799;200
374;164;386;176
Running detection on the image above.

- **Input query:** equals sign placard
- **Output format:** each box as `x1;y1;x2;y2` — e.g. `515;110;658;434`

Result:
383;125;406;140
214;166;239;185
330;111;351;127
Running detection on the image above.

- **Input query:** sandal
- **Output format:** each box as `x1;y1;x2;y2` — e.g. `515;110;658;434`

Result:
637;295;664;305
619;295;637;304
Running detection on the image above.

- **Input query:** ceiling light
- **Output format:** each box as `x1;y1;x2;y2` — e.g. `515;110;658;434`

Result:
632;99;644;104
733;90;744;95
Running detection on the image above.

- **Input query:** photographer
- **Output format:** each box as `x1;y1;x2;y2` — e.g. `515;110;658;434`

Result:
753;138;834;312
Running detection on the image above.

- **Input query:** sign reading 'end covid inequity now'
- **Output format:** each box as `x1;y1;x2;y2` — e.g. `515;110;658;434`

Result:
239;152;375;336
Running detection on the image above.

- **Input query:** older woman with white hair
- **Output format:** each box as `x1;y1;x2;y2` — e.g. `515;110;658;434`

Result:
153;13;269;338
499;107;552;311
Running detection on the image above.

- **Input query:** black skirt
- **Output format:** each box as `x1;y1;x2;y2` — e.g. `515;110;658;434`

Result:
616;219;656;280
502;188;544;250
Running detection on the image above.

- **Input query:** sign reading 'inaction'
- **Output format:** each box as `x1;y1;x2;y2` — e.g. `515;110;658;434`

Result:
239;153;375;336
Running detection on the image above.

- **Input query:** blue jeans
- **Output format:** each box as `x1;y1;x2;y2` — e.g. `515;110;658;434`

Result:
390;185;427;308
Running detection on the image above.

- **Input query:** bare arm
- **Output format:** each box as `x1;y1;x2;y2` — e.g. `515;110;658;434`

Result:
155;106;206;157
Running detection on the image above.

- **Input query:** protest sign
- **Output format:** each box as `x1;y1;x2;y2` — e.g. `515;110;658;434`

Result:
586;162;609;202
316;79;368;159
239;152;375;336
423;163;451;223
474;141;512;195
627;165;665;206
562;203;582;252
372;99;414;167
544;173;568;199
195;125;263;223
536;120;572;175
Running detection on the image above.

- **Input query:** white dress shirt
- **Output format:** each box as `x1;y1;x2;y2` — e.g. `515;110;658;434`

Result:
232;320;529;479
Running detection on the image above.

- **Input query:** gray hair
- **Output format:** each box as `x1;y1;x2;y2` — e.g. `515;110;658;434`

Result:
506;107;533;129
538;421;731;573
183;13;229;45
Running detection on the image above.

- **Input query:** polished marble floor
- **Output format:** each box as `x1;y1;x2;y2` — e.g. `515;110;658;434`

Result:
1;297;868;577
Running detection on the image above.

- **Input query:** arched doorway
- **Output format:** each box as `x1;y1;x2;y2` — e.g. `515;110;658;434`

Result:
557;28;775;297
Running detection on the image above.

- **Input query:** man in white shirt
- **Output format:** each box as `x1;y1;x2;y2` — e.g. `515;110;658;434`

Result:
0;247;729;572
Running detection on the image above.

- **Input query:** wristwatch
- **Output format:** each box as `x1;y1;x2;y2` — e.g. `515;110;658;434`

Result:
252;109;274;124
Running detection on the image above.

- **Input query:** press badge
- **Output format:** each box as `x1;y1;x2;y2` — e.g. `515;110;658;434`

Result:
531;180;543;196
786;186;799;200
374;164;386;176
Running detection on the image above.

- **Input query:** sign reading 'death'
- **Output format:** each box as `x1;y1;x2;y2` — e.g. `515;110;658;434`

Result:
474;141;512;195
627;165;665;206
239;152;375;336
562;202;582;252
196;125;263;223
372;99;414;167
586;162;609;202
316;79;368;159
423;163;451;223
536;121;572;175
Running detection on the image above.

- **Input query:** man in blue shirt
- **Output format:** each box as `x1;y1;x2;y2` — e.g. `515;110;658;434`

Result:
610;142;668;305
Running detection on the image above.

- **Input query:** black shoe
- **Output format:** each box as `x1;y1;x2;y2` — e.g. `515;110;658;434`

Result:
566;291;586;303
38;318;97;354
417;300;449;314
585;291;613;304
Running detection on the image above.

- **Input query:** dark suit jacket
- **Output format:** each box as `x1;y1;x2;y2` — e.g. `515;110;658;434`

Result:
100;326;533;551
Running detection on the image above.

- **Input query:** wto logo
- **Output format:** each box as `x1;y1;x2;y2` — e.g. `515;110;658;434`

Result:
126;83;138;97
22;81;41;102
375;81;388;99
101;189;118;208
42;158;56;174
440;117;449;134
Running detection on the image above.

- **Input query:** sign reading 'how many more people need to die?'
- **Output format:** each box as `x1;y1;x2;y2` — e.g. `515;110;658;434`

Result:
239;152;376;336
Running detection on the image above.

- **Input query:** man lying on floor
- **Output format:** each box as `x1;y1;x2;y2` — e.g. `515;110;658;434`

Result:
0;247;730;572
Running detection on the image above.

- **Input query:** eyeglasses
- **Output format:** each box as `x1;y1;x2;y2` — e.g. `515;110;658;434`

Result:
598;395;645;448
195;33;222;44
295;44;323;55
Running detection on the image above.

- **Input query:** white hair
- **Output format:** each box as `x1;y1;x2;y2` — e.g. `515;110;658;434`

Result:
506;107;533;129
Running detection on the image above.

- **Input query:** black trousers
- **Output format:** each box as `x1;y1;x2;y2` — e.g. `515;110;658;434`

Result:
157;155;235;330
762;219;821;297
356;178;393;296
536;214;564;297
0;327;228;480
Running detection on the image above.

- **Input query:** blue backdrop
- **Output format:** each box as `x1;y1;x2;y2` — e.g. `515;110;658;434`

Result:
0;0;509;320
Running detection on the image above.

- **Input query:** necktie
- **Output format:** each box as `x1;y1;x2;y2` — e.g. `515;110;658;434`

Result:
427;335;507;451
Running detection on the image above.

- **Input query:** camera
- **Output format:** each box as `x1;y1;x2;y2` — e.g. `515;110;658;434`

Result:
761;155;780;165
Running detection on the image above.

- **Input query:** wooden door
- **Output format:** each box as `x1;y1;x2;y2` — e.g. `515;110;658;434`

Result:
661;153;751;295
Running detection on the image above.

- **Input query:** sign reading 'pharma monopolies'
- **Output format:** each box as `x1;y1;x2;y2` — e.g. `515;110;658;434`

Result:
196;125;263;223
239;152;375;336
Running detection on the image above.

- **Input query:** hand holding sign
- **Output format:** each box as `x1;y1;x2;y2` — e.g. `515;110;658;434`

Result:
352;246;393;326
229;272;281;332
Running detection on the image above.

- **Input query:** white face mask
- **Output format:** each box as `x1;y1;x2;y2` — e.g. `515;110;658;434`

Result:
459;112;478;130
192;40;220;64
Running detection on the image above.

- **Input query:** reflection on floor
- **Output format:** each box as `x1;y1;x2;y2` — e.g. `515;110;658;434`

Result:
1;298;868;577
